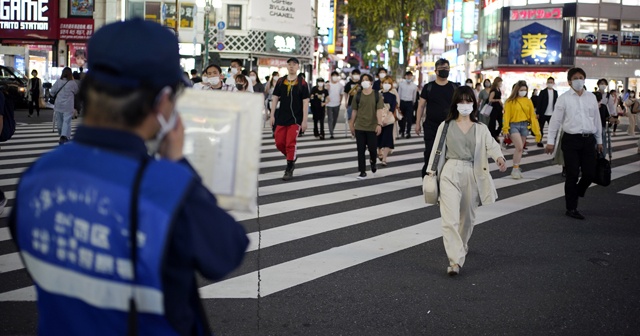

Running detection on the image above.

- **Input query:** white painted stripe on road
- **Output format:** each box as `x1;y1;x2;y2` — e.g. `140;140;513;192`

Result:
0;286;36;301
245;147;640;251
0;143;57;151
200;161;640;299
260;137;423;159
0;157;37;165
0;207;12;219
0;178;19;187
0;149;49;158
0;252;22;273
619;184;640;197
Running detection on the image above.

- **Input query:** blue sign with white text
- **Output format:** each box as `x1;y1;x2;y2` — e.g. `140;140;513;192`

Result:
508;22;562;64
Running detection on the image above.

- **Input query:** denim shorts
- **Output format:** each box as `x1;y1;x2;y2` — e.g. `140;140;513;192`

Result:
509;121;529;137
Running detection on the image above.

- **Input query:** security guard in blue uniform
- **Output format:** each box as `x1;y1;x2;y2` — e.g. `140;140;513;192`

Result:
9;19;249;335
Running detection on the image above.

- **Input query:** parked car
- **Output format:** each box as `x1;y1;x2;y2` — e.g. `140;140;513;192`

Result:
0;65;28;107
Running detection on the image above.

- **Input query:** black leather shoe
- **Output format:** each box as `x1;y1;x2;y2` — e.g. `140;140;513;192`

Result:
566;210;585;220
537;142;544;148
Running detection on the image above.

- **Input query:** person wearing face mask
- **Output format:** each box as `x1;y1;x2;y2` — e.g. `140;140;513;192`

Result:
415;58;460;178
250;70;264;94
536;77;559;148
373;68;387;91
477;79;492;124
465;78;473;88
398;71;418;139
193;64;237;92
350;74;385;179
502;81;541;179
234;74;249;92
427;86;506;276
377;77;398;165
8;19;249;335
545;68;603;220
344;69;362;130
226;59;254;93
26;69;42;117
310;78;329;139
326;71;344;139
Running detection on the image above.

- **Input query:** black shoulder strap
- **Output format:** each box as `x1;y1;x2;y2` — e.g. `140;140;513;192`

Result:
355;90;362;109
127;157;150;336
430;122;450;173
426;81;434;97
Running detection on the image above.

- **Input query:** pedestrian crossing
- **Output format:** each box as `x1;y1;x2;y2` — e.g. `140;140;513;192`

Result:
1;122;640;305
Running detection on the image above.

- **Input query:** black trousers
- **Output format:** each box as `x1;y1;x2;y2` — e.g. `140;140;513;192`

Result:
561;133;597;211
356;130;377;173
488;108;503;139
28;95;40;116
421;122;439;178
398;100;414;136
312;107;325;137
537;115;551;141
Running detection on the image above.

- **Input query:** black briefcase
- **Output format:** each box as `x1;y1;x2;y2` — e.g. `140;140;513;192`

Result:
593;157;611;186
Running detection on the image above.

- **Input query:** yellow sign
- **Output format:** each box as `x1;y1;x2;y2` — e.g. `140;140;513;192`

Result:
521;33;548;59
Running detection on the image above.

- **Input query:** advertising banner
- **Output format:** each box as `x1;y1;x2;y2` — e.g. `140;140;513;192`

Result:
250;0;313;35
69;0;94;18
508;22;561;64
461;0;475;39
0;0;59;40
59;18;94;40
452;0;464;43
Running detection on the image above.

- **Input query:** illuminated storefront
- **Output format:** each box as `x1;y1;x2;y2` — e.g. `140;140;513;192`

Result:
478;0;640;93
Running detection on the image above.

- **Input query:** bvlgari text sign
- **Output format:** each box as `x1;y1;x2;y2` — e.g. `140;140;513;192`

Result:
0;0;59;39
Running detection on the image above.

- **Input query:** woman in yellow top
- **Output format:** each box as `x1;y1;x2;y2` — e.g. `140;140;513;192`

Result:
502;80;541;179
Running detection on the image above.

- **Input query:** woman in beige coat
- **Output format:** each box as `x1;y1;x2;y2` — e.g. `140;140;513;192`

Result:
426;86;507;276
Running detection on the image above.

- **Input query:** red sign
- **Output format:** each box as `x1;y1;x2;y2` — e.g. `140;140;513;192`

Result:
482;0;498;9
59;18;94;40
510;8;562;21
0;0;59;40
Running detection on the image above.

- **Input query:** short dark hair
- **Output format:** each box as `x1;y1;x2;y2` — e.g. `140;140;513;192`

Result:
435;58;450;68
316;77;325;83
190;69;198;75
465;78;473;84
230;59;243;67
377;68;387;74
361;74;374;82
351;69;361;75
446;86;478;123
597;78;608;86
405;71;413;76
331;71;340;77
547;77;555;82
567;68;586;82
204;64;222;74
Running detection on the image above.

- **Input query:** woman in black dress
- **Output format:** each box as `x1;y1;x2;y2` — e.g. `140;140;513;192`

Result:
378;77;397;165
310;78;329;139
487;77;504;142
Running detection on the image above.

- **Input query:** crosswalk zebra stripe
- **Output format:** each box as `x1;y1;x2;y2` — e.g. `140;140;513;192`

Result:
619;184;640;196
199;161;640;299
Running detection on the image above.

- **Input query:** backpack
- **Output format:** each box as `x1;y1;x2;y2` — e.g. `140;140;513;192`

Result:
0;91;16;142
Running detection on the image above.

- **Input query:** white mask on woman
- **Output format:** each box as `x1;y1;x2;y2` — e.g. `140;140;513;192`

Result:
378;73;387;79
518;90;527;97
250;75;257;82
206;76;220;85
457;103;474;116
318;82;325;88
352;75;361;81
272;76;279;83
382;83;392;91
361;81;372;89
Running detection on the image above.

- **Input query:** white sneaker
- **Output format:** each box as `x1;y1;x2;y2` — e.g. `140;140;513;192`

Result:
511;167;523;179
522;150;529;155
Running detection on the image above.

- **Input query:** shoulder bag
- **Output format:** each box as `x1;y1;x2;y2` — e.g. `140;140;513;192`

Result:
48;80;70;104
423;122;450;204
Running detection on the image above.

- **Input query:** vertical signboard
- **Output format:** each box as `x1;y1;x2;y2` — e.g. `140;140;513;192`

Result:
452;0;464;43
317;0;334;47
446;0;454;40
461;0;475;39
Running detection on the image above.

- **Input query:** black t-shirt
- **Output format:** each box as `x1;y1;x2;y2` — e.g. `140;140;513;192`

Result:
310;87;328;111
273;77;311;126
191;76;202;84
344;80;360;107
420;81;456;127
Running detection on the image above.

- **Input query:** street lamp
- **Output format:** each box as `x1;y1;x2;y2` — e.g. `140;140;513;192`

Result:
203;0;212;68
387;29;394;39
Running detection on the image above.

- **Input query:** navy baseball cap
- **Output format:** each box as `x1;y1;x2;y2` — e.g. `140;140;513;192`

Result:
87;19;191;89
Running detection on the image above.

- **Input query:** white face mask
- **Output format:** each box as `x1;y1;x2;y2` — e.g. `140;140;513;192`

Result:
206;76;220;85
361;81;372;89
466;83;473;88
571;79;585;91
547;83;554;89
318;82;324;88
518;90;527;97
230;67;239;75
250;75;257;82
599;85;607;91
378;73;387;79
406;78;413;83
352;75;360;81
272;76;279;82
382;83;392;91
457;103;474;116
332;76;340;82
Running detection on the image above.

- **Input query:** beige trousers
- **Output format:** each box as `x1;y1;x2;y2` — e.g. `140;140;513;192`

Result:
628;112;639;136
439;159;479;267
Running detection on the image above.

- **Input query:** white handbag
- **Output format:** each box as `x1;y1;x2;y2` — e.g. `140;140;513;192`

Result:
423;122;450;204
480;104;493;116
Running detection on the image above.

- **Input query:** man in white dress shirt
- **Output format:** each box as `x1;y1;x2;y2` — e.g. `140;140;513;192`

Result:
545;68;603;220
397;71;418;138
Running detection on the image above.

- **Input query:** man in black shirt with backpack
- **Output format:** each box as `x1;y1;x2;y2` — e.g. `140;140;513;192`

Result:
415;58;459;178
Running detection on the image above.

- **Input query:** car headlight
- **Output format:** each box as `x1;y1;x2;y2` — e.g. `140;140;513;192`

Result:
19;87;26;92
